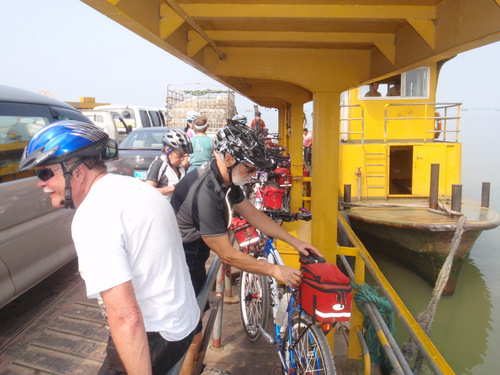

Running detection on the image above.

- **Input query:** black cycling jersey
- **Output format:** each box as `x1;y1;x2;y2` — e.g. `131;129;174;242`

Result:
171;160;245;244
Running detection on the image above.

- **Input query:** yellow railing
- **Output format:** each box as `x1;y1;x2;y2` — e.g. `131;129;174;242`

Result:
384;102;461;142
339;102;461;143
337;212;454;374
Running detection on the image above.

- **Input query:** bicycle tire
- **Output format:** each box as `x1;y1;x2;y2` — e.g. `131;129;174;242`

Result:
282;313;336;374
239;271;270;341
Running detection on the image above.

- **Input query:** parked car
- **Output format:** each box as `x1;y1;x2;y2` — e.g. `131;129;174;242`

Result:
119;127;166;180
0;84;132;309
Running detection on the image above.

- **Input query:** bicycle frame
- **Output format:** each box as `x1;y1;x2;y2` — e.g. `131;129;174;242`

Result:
260;237;322;372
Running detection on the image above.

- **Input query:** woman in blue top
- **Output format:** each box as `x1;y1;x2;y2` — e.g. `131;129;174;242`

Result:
188;116;214;172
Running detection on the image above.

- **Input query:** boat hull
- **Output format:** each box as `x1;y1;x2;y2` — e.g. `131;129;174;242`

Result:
347;217;482;295
344;201;500;295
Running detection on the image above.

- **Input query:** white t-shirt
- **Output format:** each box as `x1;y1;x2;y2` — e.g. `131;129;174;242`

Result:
72;173;199;341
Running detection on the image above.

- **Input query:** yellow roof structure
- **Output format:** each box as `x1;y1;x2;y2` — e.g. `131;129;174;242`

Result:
81;0;500;253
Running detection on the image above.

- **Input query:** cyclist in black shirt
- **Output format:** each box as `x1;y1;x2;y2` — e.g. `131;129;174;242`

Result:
171;121;321;375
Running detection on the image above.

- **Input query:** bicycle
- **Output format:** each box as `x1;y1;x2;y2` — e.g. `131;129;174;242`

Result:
238;211;338;374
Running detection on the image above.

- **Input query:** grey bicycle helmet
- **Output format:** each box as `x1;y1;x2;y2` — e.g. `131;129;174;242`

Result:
162;127;193;154
231;114;247;126
214;120;272;170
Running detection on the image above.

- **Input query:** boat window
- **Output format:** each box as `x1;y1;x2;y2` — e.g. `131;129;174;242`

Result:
359;67;430;99
403;67;429;98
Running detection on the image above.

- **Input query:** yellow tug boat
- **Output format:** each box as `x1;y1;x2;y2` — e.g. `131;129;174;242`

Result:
337;60;500;295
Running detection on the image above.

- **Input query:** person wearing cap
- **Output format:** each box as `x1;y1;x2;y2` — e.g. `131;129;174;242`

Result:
171;120;322;375
145;127;193;200
250;111;266;136
188;116;214;173
18;121;200;375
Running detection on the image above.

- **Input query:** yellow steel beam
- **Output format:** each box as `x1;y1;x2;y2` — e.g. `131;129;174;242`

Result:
160;4;184;40
206;31;395;44
408;18;436;49
181;4;436;20
375;42;396;65
187;30;208;57
205;47;370;93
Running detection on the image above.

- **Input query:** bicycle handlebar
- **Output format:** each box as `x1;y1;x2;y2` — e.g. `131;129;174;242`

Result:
263;211;312;222
299;252;326;265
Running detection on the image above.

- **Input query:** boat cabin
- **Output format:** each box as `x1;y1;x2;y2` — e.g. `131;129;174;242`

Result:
339;62;462;200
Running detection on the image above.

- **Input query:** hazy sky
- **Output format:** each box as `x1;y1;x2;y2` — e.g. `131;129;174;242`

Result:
2;0;500;131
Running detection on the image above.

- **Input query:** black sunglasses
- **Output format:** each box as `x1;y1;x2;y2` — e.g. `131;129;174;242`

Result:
242;163;258;174
35;166;61;181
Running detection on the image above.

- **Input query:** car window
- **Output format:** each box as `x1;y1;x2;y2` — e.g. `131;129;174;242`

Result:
0;103;52;183
120;131;165;149
0;102;91;183
139;110;151;128
148;110;162;127
53;107;92;122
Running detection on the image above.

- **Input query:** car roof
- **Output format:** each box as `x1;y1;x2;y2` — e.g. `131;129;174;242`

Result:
0;84;78;110
130;127;168;132
94;105;164;111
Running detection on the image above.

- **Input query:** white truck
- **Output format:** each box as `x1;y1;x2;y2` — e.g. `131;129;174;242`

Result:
81;109;129;142
83;105;166;142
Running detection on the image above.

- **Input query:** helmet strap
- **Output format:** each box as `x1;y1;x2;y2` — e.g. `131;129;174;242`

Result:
166;148;174;167
226;159;239;184
61;159;84;209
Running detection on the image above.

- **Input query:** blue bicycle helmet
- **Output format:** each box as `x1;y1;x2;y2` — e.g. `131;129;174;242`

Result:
18;121;109;171
231;114;247;126
185;110;201;122
214;120;272;170
18;120;110;209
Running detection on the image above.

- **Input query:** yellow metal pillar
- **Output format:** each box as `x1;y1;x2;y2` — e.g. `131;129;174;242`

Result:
311;92;340;262
277;104;287;148
311;92;340;354
290;102;305;212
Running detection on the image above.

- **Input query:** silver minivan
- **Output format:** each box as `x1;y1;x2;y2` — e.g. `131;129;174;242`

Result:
0;84;132;309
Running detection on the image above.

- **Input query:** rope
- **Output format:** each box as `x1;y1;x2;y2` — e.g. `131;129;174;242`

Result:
402;215;467;373
353;283;394;373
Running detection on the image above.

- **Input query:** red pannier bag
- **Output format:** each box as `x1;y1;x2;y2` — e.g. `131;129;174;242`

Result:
229;217;259;248
299;263;352;323
262;186;285;210
274;167;292;187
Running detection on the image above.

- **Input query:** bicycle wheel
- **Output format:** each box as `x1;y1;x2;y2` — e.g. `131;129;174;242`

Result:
239;271;270;341
282;313;336;374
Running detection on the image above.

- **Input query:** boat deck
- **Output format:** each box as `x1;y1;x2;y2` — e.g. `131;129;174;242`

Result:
345;198;500;231
203;266;349;374
0;258;349;374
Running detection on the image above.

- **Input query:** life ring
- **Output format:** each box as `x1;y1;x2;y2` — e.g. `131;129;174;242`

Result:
434;112;442;139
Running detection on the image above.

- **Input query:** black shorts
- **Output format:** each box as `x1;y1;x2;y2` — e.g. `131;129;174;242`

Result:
98;326;198;375
183;239;211;298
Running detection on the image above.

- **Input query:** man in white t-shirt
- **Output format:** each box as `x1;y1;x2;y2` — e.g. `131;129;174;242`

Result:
18;121;200;375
